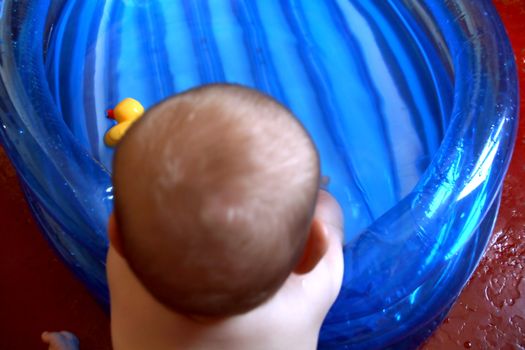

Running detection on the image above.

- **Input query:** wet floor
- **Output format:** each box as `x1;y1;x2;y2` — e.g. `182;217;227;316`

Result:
0;146;111;349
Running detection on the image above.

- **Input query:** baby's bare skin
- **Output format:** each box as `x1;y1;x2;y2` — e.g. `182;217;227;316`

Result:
107;190;343;350
42;191;343;350
43;85;345;350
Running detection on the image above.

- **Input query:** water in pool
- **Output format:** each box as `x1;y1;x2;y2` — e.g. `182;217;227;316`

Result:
45;0;452;241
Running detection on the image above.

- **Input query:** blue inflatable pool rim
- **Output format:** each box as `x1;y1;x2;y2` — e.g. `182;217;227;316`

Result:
0;0;518;349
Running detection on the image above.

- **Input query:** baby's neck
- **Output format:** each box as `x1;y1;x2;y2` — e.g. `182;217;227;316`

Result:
107;248;319;350
112;310;318;350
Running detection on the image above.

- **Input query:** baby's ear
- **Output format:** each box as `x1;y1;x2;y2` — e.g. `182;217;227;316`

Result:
108;213;125;257
294;219;328;275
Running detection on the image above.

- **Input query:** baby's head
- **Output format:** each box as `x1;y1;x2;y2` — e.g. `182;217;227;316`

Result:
112;84;320;317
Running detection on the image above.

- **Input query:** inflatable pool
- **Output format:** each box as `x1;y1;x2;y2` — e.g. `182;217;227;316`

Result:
0;0;518;348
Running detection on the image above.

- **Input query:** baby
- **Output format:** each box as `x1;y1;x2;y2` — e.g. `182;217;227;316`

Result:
43;84;344;350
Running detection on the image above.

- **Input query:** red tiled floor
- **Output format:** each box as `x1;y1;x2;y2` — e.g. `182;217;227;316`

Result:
0;1;524;349
0;147;112;350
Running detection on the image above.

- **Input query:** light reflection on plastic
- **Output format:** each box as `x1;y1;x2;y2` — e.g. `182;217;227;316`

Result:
446;191;488;260
458;121;504;201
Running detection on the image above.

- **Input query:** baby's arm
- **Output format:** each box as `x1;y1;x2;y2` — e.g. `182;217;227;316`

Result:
316;190;343;240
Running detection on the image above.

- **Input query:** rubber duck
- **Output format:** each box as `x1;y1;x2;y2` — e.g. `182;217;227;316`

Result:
104;98;145;147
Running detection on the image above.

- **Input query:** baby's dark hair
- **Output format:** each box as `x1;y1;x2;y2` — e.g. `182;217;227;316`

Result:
113;84;320;316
